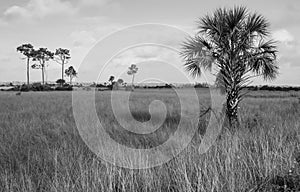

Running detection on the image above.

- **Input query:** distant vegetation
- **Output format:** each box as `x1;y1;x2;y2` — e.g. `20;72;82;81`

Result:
2;81;300;92
247;85;300;91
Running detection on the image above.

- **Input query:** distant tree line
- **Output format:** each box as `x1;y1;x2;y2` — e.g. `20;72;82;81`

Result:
246;85;300;91
136;84;175;89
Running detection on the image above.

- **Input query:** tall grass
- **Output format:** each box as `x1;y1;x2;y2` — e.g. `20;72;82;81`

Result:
0;90;299;191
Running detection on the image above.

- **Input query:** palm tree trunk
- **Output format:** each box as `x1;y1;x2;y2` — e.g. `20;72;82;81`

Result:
61;61;64;86
27;57;30;86
42;67;45;85
225;89;240;129
131;74;135;90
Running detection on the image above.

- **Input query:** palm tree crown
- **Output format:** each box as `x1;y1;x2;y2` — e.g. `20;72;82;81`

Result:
65;66;77;85
127;64;138;89
55;48;71;86
31;48;54;85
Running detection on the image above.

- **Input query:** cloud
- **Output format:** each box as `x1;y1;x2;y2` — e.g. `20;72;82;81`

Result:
277;41;300;68
0;56;11;63
70;30;97;48
77;0;112;7
272;2;300;29
69;23;123;48
272;29;295;46
2;0;75;21
75;0;120;17
279;54;300;68
269;29;300;68
1;0;120;27
3;6;31;20
110;46;182;68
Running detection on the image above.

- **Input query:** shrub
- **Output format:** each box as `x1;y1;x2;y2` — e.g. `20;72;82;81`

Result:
55;86;73;91
31;83;53;91
96;84;107;88
56;79;66;85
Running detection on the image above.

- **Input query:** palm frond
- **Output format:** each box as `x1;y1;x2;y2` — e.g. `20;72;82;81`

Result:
245;13;270;36
184;58;202;77
226;6;247;32
248;40;278;80
253;57;278;80
181;36;215;77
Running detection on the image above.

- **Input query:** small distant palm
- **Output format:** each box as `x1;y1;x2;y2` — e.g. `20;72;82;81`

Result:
65;66;77;85
108;76;115;90
117;79;124;85
108;76;115;84
127;64;138;90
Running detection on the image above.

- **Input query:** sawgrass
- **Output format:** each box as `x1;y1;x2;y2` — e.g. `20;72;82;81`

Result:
0;89;299;191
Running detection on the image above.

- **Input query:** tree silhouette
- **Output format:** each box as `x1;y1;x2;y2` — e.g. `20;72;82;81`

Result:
56;79;66;85
65;66;77;85
32;48;54;85
16;44;35;86
181;6;278;128
54;48;71;86
127;64;138;90
108;76;115;90
117;79;124;85
108;76;115;84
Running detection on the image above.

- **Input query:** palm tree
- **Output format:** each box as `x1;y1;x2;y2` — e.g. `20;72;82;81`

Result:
127;64;138;90
108;76;115;84
65;66;77;85
117;79;124;85
54;48;71;86
181;6;278;128
108;76;115;90
31;48;54;85
16;44;34;86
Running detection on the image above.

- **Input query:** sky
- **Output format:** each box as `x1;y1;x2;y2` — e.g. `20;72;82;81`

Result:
0;0;299;85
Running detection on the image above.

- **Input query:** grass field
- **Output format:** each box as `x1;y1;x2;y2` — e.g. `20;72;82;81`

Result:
0;89;299;191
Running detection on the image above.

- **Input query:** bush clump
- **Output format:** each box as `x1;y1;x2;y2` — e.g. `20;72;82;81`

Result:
11;83;54;92
55;86;73;91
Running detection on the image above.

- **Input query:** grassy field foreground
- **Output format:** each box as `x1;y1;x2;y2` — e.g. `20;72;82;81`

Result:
0;89;299;192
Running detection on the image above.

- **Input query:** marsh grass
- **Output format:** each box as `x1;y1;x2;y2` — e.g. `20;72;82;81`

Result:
0;90;299;191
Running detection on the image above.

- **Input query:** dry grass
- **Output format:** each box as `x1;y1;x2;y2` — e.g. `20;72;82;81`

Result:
0;89;299;192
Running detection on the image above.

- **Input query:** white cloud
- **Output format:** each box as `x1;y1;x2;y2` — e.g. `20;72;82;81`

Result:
270;29;300;68
3;6;31;20
0;55;11;63
75;0;120;17
110;46;182;67
94;24;123;39
77;0;111;7
70;30;97;48
2;0;75;21
69;23;123;48
272;29;295;45
1;0;121;27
